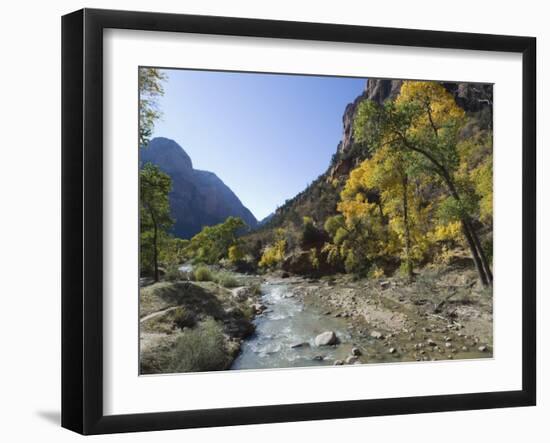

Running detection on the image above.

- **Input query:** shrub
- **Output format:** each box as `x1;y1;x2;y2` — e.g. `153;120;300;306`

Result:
259;239;286;269
249;283;262;296
192;265;213;282
308;249;320;270
170;318;230;372
164;266;185;282
215;272;240;288
368;265;385;279
172;307;196;329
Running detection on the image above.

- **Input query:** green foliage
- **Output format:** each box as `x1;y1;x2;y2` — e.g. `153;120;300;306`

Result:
139;68;166;147
215;272;240;288
140;163;173;281
172;307;196;329
169;318;230;372
249;283;262;296
228;244;245;264
186;217;247;264
308;248;320;270
192;265;214;282
164;265;185;282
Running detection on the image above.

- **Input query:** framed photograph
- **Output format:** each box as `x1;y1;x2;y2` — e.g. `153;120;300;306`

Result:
62;8;536;435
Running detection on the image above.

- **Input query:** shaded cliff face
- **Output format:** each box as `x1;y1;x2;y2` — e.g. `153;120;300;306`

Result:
141;137;258;239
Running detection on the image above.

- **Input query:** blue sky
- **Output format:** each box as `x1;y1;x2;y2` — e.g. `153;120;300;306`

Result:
151;69;367;220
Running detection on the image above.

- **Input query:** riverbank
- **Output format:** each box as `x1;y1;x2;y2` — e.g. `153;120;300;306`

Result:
139;273;263;374
291;265;493;364
140;263;492;374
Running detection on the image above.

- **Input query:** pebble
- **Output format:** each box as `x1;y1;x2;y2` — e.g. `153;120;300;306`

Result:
461;346;469;352
445;342;452;348
478;345;488;352
427;338;436;346
334;360;344;366
389;347;396;354
370;331;384;339
351;347;362;356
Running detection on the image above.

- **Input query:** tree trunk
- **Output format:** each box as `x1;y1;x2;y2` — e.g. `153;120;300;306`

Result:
153;222;159;282
392;136;492;286
441;172;491;287
402;175;414;282
460;218;488;286
464;218;493;283
148;207;160;283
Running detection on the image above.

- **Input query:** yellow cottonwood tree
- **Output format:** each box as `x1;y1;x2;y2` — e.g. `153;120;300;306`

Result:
353;81;493;286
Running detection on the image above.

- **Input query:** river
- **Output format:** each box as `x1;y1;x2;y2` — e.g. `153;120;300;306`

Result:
231;280;355;370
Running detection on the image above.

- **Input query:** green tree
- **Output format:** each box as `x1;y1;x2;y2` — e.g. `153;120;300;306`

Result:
139;68;166;147
140;163;173;281
186;217;247;264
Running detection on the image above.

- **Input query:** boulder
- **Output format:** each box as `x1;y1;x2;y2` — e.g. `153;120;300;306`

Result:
314;331;338;346
253;303;267;315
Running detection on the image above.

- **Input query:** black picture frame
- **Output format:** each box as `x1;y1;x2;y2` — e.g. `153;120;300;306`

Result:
61;8;536;435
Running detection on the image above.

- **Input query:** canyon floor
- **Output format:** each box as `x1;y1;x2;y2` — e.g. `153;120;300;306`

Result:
139;264;493;374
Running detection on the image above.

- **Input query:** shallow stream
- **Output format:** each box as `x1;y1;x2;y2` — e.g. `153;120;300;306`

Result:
231;281;354;370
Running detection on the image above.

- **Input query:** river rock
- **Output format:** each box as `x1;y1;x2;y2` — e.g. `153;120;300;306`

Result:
370;331;384;339
291;342;310;349
314;331;338;346
478;345;488;352
253;303;267;314
351;347;362;356
334;360;344;366
313;355;325;361
345;355;358;364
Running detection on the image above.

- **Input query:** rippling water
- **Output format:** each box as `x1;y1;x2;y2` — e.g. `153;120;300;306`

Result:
231;281;353;370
